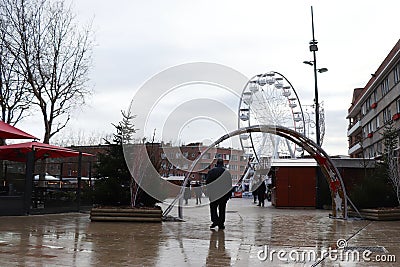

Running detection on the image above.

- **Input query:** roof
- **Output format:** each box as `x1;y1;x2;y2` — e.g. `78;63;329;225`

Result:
0;120;37;139
0;141;93;162
270;158;375;168
271;158;317;167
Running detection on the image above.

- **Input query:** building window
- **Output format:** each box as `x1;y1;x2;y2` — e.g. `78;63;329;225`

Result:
381;78;389;96
366;120;375;135
397;98;400;113
377;141;383;155
394;64;400;84
230;164;238;171
383;107;392;123
231;154;238;161
370;146;375;158
222;154;230;160
365;97;371;113
364;146;375;159
200;163;209;169
375;115;380;129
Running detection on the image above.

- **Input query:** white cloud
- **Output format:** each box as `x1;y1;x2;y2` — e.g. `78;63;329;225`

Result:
18;0;400;156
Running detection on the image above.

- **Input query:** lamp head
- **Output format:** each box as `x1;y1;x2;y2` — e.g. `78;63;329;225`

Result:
317;68;328;73
303;61;314;66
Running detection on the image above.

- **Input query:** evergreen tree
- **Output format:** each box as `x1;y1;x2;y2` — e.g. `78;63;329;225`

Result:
94;110;164;207
93;117;132;205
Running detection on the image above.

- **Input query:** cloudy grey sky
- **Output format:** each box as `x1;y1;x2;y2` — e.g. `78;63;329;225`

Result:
19;0;400;155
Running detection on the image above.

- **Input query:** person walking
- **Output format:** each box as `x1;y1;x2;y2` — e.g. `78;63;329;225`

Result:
206;158;232;230
193;181;202;205
252;187;258;204
184;181;191;205
257;180;266;207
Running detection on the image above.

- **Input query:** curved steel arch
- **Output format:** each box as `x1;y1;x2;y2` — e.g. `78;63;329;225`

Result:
163;125;349;219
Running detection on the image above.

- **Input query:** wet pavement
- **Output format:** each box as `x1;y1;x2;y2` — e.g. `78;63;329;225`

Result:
0;198;398;266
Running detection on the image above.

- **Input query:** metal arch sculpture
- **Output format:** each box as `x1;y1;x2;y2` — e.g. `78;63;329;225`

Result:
163;125;349;220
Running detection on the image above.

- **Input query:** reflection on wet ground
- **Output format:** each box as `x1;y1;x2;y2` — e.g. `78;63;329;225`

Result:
0;198;398;266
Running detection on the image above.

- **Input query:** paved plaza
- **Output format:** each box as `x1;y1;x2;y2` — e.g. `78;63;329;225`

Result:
0;198;398;266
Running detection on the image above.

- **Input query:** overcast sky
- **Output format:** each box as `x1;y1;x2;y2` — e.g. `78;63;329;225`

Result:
18;0;400;156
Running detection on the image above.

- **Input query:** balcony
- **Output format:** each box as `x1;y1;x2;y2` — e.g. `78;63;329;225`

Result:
347;120;361;137
348;142;362;155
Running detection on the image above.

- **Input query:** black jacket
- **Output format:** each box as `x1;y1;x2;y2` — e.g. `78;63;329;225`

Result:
206;166;232;202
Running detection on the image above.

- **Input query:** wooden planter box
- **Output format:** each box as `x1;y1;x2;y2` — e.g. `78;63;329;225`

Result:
349;208;400;221
90;207;162;222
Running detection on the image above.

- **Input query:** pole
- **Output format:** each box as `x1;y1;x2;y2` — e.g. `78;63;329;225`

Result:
311;6;320;147
310;6;323;209
24;150;35;215
77;152;82;211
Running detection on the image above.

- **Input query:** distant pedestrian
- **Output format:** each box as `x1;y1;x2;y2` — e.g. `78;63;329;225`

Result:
257;180;266;207
184;181;191;205
193;181;202;205
252;188;258;204
206;158;232;230
251;179;259;204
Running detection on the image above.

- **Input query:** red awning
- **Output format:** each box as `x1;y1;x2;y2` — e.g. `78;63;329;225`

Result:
0;120;37;139
0;141;93;162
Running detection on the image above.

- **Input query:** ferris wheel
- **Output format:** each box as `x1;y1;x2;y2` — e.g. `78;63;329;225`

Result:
238;71;306;166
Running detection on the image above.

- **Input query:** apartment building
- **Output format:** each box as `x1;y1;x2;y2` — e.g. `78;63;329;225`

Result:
159;142;248;185
347;39;400;158
50;142;248;185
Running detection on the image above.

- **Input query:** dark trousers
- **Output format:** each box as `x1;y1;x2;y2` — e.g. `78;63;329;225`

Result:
210;198;227;226
258;192;265;206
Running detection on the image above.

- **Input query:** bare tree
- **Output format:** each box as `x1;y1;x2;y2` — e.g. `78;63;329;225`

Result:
0;7;32;126
52;129;113;147
0;0;93;143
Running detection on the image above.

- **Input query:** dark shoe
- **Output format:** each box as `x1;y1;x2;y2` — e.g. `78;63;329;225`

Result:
257;204;261;206
210;223;218;229
218;225;225;230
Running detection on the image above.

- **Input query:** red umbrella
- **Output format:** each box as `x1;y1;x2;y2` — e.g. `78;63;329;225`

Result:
0;141;93;162
0;120;37;139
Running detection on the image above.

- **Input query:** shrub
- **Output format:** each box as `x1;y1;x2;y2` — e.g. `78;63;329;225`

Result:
93;177;130;206
349;169;397;209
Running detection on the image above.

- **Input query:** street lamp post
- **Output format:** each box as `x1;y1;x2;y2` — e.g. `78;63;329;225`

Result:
303;7;328;145
304;6;328;209
309;6;321;146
